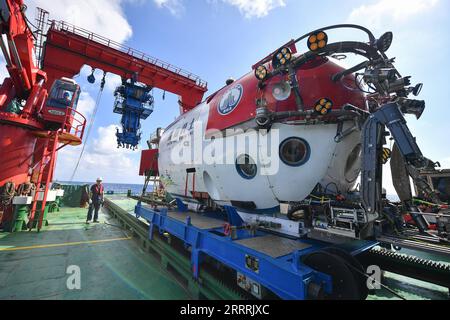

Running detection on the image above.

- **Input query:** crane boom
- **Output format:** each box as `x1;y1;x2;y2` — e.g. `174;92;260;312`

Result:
0;0;47;115
42;20;208;112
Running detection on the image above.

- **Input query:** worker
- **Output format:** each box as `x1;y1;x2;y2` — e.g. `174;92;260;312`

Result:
86;177;104;224
63;91;71;105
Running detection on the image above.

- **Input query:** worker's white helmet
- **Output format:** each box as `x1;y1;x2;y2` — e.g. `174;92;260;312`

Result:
96;177;103;182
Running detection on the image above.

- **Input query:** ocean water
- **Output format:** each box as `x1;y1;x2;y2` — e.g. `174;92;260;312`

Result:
56;181;148;195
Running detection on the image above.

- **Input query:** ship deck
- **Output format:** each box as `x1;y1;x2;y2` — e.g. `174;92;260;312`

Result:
0;196;448;300
0;198;189;300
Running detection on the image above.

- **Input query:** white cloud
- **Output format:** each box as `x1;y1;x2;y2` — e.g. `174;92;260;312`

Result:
80;125;142;181
55;125;142;183
75;92;96;118
153;0;185;17
27;0;133;43
90;125;140;156
221;0;286;18
348;0;440;29
440;157;450;169
0;57;8;83
104;74;123;93
1;1;133;90
154;0;285;18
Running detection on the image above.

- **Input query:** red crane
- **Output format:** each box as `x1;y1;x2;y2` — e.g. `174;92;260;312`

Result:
0;0;207;231
42;20;207;112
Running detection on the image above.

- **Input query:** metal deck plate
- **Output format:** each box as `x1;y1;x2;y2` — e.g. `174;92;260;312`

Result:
235;235;312;258
168;212;224;230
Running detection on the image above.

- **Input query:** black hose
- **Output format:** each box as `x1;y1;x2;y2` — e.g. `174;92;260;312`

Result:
294;24;377;45
271;109;362;122
264;41;381;84
332;61;370;82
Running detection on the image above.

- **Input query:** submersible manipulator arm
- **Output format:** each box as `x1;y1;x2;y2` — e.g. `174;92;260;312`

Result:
361;102;439;232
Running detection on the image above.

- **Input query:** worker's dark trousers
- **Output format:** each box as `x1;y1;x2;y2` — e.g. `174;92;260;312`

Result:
87;202;101;222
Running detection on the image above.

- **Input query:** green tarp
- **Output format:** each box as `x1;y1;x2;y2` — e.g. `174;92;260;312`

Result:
57;184;89;208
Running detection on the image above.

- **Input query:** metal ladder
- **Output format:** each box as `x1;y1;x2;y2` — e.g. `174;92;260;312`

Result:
28;132;59;231
34;7;49;68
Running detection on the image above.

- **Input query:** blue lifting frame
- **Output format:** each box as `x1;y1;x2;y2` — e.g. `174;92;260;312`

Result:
135;201;377;300
113;80;154;149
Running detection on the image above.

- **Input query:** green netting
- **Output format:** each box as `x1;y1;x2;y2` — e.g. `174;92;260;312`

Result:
58;184;90;208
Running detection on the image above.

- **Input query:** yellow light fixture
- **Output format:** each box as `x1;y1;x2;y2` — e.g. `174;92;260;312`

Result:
314;98;333;115
255;65;268;81
272;47;293;68
308;31;328;52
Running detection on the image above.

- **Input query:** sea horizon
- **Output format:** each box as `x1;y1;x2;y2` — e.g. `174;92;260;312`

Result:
55;181;148;195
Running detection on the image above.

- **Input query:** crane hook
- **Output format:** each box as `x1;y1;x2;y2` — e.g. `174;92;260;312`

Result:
87;68;96;84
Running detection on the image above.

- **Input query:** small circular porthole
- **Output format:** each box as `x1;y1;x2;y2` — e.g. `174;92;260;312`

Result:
235;154;257;180
279;137;310;167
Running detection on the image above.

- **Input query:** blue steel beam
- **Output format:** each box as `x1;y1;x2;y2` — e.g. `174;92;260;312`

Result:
135;203;333;300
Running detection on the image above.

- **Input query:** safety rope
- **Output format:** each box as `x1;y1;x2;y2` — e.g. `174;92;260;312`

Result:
70;73;106;182
17;182;35;196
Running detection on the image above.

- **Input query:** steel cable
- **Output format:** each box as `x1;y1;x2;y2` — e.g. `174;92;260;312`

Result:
70;75;106;182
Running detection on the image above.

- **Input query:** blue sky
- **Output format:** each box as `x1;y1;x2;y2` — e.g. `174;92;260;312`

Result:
3;0;449;191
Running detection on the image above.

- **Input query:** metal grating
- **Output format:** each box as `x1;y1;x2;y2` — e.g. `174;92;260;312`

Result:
168;211;224;230
235;235;312;258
